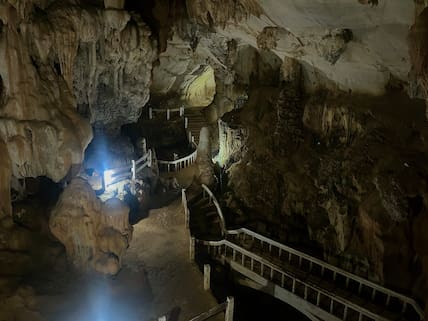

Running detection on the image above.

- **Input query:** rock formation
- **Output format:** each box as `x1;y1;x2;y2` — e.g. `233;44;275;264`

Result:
50;178;132;275
0;0;427;313
0;0;93;216
0;138;11;217
409;6;428;117
219;61;428;301
72;7;156;130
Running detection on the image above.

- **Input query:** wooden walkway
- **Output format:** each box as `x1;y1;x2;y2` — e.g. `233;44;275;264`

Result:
184;186;425;321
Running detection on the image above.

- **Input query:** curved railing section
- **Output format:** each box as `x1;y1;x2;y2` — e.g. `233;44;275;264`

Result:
196;239;396;321
225;228;424;321
181;185;424;321
103;149;152;194
158;146;197;172
201;184;226;236
149;106;185;120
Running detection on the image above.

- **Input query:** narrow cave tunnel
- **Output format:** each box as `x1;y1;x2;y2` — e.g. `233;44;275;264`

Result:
0;1;428;321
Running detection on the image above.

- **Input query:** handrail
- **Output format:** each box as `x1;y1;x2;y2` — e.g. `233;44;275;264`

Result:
149;106;185;120
135;150;150;166
151;107;183;112
103;149;152;193
188;302;227;321
201;184;226;236
183;185;424;321
106;164;131;175
225;228;424;320
199;239;393;321
158;148;197;172
187;297;234;321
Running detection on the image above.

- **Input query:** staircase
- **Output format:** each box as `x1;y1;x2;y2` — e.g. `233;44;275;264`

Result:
185;109;208;145
188;190;223;240
184;187;425;321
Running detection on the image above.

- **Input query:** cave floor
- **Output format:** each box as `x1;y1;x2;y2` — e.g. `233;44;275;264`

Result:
3;163;222;321
123;162;223;320
123;195;222;321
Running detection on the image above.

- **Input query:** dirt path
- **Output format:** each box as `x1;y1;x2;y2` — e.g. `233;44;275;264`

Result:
123;163;223;321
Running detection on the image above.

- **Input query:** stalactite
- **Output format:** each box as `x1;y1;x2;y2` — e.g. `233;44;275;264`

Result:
88;41;97;110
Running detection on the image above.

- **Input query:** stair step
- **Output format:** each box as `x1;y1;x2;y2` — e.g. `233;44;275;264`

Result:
191;197;208;207
198;203;217;210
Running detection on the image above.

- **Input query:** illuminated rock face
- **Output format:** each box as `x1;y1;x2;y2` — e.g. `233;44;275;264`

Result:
0;3;92;184
181;65;216;107
49;178;132;275
0;0;156;218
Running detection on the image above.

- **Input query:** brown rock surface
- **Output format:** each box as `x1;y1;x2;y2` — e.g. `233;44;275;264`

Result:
409;7;428;116
0;138;11;218
50;178;132;275
219;58;428;302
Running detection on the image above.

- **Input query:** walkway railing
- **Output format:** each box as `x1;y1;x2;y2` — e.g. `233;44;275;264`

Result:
197;239;396;321
149;106;185;120
182;187;425;321
158;144;197;172
148;106;191;131
225;228;424;321
187;297;234;321
201;184;226;236
103;149;152;194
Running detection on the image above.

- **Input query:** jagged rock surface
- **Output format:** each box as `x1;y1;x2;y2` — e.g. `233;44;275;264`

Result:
219;58;428;303
0;138;11;217
409;7;428;117
50;178;132;275
72;8;156;130
0;2;92;184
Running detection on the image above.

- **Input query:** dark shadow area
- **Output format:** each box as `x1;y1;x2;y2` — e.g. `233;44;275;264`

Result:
122;117;192;161
168;306;181;321
195;256;311;321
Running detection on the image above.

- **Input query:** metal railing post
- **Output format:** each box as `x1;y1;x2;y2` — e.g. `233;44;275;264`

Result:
167;109;170;120
185;207;189;229
204;264;211;290
147;149;152;167
149;107;153;119
225;296;234;321
185;117;188;129
190;237;195;262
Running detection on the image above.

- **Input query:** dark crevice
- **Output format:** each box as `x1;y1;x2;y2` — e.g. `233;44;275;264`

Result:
124;0;188;52
408;195;424;217
53;61;61;76
30;56;40;71
0;74;3;102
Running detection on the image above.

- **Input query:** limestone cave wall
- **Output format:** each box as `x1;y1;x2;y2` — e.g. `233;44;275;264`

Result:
0;0;427;308
219;57;428;304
